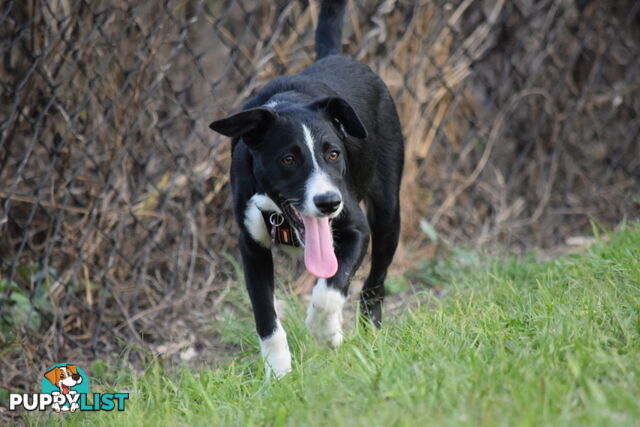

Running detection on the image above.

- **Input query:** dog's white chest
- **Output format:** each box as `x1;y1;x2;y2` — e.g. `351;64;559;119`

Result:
244;194;277;248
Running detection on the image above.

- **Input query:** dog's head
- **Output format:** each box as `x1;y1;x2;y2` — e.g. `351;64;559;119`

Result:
44;365;83;393
210;97;367;278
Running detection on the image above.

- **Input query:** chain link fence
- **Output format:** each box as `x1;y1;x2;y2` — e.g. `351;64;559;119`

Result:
1;0;639;394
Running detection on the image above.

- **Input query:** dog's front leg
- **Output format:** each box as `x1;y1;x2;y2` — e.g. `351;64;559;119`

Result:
306;213;369;347
239;233;292;378
69;391;79;412
51;391;61;412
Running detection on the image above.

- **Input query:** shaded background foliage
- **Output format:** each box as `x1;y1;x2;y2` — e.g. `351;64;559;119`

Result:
1;0;638;394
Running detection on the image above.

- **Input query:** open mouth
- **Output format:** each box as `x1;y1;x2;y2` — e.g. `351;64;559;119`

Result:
282;203;338;244
281;203;338;279
283;204;305;241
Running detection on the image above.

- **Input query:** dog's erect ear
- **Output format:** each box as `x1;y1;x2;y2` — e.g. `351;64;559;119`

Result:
208;108;277;146
310;97;367;139
44;367;60;386
66;365;78;375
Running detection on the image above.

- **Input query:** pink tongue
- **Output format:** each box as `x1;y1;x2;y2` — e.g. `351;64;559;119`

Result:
301;215;338;278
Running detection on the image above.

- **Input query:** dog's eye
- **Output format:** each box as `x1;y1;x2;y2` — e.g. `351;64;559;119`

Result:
327;150;340;161
281;155;295;166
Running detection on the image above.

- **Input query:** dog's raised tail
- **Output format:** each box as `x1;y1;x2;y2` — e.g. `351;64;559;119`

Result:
315;0;348;60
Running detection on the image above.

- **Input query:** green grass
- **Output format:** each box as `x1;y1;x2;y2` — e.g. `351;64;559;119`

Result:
35;225;640;426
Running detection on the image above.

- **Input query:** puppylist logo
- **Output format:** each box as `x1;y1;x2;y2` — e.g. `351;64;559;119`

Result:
9;363;129;413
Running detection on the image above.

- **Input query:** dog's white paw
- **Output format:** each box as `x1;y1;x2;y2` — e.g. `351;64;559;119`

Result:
260;321;292;378
306;307;343;347
264;360;291;379
306;279;346;348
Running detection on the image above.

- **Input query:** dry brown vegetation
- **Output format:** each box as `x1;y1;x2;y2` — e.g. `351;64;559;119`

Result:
0;0;638;397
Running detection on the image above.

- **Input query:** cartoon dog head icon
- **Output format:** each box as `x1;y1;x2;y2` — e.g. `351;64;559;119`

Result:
44;364;83;394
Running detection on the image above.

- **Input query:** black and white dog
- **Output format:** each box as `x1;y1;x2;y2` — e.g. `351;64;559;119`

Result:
209;0;403;377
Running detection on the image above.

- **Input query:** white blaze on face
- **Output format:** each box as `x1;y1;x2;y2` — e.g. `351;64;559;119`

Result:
301;124;343;218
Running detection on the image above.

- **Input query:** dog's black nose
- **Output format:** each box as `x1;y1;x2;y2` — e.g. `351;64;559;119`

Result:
313;191;342;214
